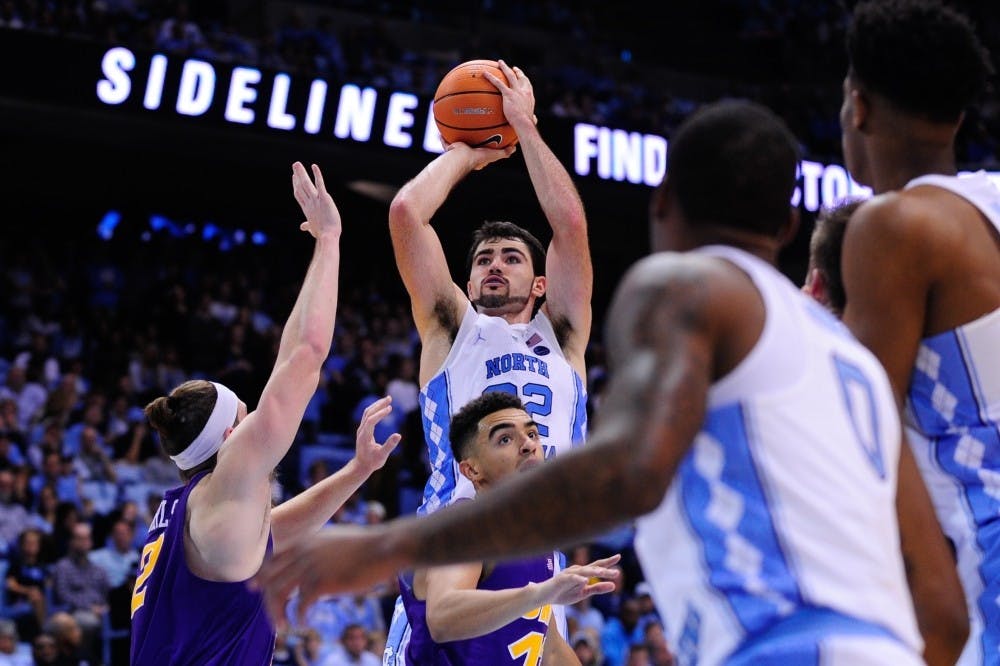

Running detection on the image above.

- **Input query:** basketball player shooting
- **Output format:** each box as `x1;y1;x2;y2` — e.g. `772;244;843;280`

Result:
380;59;593;664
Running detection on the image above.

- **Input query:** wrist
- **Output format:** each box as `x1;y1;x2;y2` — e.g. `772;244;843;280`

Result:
344;457;374;480
314;231;342;247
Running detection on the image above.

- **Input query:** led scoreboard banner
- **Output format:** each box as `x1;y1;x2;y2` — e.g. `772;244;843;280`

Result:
4;28;994;211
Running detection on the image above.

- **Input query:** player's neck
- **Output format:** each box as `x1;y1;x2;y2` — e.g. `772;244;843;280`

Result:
869;130;957;194
477;306;534;325
693;226;782;266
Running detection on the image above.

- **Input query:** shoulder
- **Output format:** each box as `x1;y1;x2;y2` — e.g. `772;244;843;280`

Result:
611;252;757;331
847;191;945;253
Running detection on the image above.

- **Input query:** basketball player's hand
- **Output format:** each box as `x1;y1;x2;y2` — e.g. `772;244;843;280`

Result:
484;60;536;133
291;161;342;239
442;140;517;171
251;525;402;626
538;553;621;606
354;395;402;474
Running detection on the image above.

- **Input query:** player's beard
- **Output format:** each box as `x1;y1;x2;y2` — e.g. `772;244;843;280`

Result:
474;293;529;310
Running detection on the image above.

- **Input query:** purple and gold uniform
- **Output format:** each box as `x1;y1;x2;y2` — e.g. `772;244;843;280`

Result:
401;555;555;665
130;471;275;665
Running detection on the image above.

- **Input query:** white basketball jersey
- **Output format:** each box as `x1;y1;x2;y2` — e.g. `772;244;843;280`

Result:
634;247;922;666
417;303;588;515
903;171;1000;666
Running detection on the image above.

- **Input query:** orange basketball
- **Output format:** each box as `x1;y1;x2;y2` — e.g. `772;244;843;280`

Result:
433;60;518;149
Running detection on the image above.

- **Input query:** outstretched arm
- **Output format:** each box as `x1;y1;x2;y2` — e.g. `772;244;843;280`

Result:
486;61;592;370
253;254;721;614
271;396;401;553
423;554;620;643
192;163;343;571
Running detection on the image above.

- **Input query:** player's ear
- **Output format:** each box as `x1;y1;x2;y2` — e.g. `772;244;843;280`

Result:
531;275;546;298
802;267;829;307
458;459;479;482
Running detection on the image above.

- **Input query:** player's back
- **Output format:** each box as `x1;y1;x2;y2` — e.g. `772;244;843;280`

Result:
901;171;1000;666
417;303;587;514
130;471;275;665
634;246;921;666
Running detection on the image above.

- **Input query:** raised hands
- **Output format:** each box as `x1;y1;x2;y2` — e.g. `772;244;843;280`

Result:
483;60;537;132
292;161;341;239
354;396;402;475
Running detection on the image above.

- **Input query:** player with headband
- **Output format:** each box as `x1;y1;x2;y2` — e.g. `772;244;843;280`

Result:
129;162;401;665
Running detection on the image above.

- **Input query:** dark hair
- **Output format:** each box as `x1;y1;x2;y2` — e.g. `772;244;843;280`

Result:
665;99;800;236
847;0;993;123
809;198;864;314
144;380;220;479
464;221;546;279
449;391;526;462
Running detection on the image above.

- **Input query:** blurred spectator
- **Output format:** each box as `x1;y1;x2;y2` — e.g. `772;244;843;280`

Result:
0;618;31;666
0;470;28;553
29;632;59;666
0;367;46;432
572;629;602;666
5;528;50;642
51;523;109;663
41;613;88;666
321;623;380;666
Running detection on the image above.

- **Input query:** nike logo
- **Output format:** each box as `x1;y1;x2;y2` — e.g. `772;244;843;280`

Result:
474;134;503;147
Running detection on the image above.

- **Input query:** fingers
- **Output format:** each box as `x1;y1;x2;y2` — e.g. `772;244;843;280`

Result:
311;163;325;193
496;59;516;85
481;70;506;91
382;432;402;455
291;161;317;201
583;580;616;597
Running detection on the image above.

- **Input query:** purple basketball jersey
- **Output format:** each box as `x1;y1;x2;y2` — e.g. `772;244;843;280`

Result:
130;471;275;665
402;555;555;665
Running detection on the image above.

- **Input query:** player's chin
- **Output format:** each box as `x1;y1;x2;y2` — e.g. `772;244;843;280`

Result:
518;457;543;473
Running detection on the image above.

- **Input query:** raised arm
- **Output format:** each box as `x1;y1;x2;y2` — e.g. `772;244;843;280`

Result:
422;554;619;643
254;255;722;611
486;61;593;370
388;145;514;341
191;163;342;571
270;396;401;552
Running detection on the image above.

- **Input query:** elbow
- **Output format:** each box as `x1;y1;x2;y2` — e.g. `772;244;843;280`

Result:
918;587;969;666
934;604;970;665
426;614;458;644
288;342;327;374
388;193;418;232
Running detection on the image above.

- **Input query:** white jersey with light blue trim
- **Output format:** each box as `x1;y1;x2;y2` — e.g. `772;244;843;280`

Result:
417;303;588;515
634;246;922;666
903;171;1000;666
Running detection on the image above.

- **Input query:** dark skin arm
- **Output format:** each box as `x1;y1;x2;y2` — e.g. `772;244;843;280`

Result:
842;196;969;665
252;253;733;619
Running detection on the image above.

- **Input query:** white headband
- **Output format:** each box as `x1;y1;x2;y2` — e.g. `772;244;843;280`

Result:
170;382;239;471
